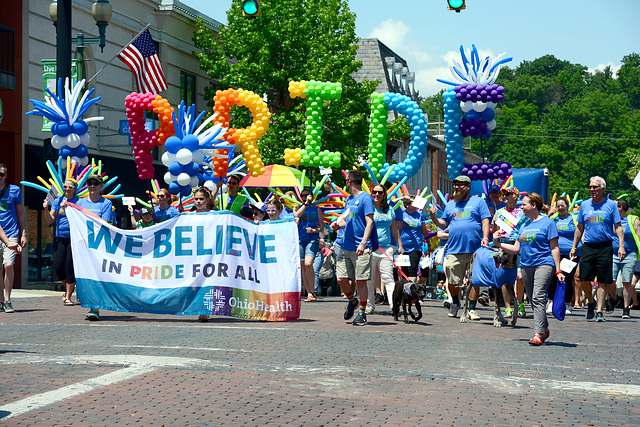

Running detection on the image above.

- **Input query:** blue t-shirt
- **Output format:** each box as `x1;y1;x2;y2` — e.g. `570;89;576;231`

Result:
0;184;23;237
577;198;621;244
342;192;374;252
471;247;496;287
399;209;424;252
612;217;636;254
487;199;507;213
516;216;558;267
77;197;114;223
373;206;396;248
295;205;320;243
154;205;179;223
442;196;491;255
555;215;581;256
52;195;80;238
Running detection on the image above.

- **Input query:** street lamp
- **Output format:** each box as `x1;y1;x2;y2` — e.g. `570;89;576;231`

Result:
49;0;112;87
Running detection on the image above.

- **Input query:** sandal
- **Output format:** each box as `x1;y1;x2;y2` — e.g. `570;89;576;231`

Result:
304;293;317;302
63;298;74;306
543;328;550;341
529;333;545;346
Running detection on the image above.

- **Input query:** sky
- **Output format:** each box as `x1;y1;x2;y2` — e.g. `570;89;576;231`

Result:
180;0;640;97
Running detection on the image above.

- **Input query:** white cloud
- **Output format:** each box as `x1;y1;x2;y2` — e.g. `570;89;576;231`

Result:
369;19;411;52
588;62;620;78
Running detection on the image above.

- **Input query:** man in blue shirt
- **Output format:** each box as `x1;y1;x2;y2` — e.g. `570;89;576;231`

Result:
0;164;27;313
430;175;491;318
330;170;376;326
486;184;506;216
570;176;625;321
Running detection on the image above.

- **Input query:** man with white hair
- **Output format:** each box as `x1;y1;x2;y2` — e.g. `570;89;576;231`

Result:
570;176;625;322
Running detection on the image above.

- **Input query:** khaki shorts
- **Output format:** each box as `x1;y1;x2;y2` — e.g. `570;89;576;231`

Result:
0;237;18;265
336;247;372;281
445;252;474;285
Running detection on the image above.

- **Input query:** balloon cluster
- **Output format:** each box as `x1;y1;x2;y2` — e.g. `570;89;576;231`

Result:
201;149;246;192
162;102;230;197
367;92;388;177
26;78;103;170
455;83;504;104
378;92;429;182
285;80;342;168
125;92;175;179
443;88;464;180
461;161;512;181
212;88;269;177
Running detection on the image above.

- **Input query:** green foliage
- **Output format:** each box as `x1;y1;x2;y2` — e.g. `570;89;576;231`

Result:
387;117;410;141
192;0;377;169
421;53;640;206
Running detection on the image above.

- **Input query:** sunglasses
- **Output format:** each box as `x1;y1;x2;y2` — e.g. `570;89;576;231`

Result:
141;213;153;217
372;190;385;195
63;186;76;189
157;195;169;199
0;172;6;177
87;181;101;186
588;185;600;189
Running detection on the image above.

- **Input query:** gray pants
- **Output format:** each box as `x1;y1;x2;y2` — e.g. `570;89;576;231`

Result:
521;264;554;334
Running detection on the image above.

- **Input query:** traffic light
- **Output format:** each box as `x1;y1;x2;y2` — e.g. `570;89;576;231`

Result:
447;0;466;12
242;0;260;18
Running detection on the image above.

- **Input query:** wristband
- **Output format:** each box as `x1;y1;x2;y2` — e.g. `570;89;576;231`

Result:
359;243;365;247
555;270;563;276
571;247;577;250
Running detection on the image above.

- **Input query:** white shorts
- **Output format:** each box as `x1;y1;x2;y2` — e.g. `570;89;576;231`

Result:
0;237;18;265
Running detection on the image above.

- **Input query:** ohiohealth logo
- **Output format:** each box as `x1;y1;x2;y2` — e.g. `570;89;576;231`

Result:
204;288;226;311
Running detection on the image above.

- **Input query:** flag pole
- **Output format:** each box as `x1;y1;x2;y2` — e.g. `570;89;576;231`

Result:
86;23;152;86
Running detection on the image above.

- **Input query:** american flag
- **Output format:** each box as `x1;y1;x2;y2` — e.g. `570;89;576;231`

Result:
117;29;167;94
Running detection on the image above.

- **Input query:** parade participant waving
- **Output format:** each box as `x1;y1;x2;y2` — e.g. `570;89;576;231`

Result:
494;193;564;346
294;189;324;302
44;178;80;306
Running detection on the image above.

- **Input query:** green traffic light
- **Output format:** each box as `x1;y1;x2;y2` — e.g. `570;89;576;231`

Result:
242;1;258;15
448;0;464;8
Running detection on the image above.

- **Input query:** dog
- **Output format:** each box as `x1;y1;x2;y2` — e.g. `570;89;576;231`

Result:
392;279;427;324
459;248;519;327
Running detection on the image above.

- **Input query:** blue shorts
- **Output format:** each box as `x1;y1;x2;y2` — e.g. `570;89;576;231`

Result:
612;252;637;283
493;266;517;288
299;239;319;260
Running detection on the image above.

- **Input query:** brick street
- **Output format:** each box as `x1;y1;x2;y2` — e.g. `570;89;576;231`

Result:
0;289;638;426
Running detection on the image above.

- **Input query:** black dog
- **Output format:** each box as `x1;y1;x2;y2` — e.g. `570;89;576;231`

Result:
392;280;427;324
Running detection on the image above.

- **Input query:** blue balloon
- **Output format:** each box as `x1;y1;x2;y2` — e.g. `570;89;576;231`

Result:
59;147;73;158
165;136;182;154
72;120;89;135
74;145;88;157
168;161;184;176
481;108;495;121
168;181;181;195
180;185;192;197
182;134;200;152
185;162;200;176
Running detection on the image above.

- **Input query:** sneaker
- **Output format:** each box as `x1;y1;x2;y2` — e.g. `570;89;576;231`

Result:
546;301;553;315
565;305;572;315
344;299;358;320
3;301;14;313
447;303;459;318
596;311;606;322
443;300;451;309
365;306;375;315
504;308;513;318
468;309;480;321
622;307;631;319
518;302;526;318
352;312;367;326
375;293;385;305
86;309;100;321
586;302;596;320
605;298;615;314
477;297;489;307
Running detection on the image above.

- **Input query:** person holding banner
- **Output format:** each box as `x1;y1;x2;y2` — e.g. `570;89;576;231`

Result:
547;196;581;315
295;189;325;302
154;189;179;223
77;174;114;321
570;176;625;322
128;206;155;229
213;175;249;215
331;169;376;326
266;199;283;221
493;187;529;319
493;193;564;346
191;187;215;322
43;178;80;306
366;184;403;314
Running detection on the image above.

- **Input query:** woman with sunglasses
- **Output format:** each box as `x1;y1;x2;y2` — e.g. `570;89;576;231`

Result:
294;189;325;302
77;174;114;321
154;189;179;223
44;178;80;306
366;184;403;314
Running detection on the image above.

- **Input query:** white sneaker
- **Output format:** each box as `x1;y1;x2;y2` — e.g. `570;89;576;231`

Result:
365;306;375;315
565;305;572;315
546;301;553;314
468;309;480;321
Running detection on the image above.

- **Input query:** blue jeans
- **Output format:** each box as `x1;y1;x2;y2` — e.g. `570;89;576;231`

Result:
314;250;324;294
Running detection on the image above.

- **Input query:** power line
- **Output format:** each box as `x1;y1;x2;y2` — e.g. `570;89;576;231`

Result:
500;126;638;137
491;133;637;142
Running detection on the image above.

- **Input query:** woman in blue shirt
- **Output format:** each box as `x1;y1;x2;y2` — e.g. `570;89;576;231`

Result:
294;189;324;302
44;178;80;306
494;193;564;346
366;184;403;313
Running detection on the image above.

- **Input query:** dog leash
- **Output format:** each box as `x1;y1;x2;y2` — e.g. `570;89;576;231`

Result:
380;247;410;281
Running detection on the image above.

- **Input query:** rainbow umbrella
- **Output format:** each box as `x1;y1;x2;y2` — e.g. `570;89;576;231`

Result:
239;164;310;188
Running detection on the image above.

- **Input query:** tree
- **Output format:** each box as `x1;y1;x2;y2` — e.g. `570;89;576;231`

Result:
192;0;378;172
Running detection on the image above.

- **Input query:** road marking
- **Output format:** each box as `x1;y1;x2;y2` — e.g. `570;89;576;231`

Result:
0;365;155;419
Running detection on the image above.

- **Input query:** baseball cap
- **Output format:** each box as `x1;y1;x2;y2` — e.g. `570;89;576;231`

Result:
489;184;501;193
86;174;103;184
250;201;267;213
453;175;471;184
140;207;153;216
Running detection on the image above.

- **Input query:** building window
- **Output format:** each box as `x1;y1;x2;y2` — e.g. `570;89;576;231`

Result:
180;71;196;106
